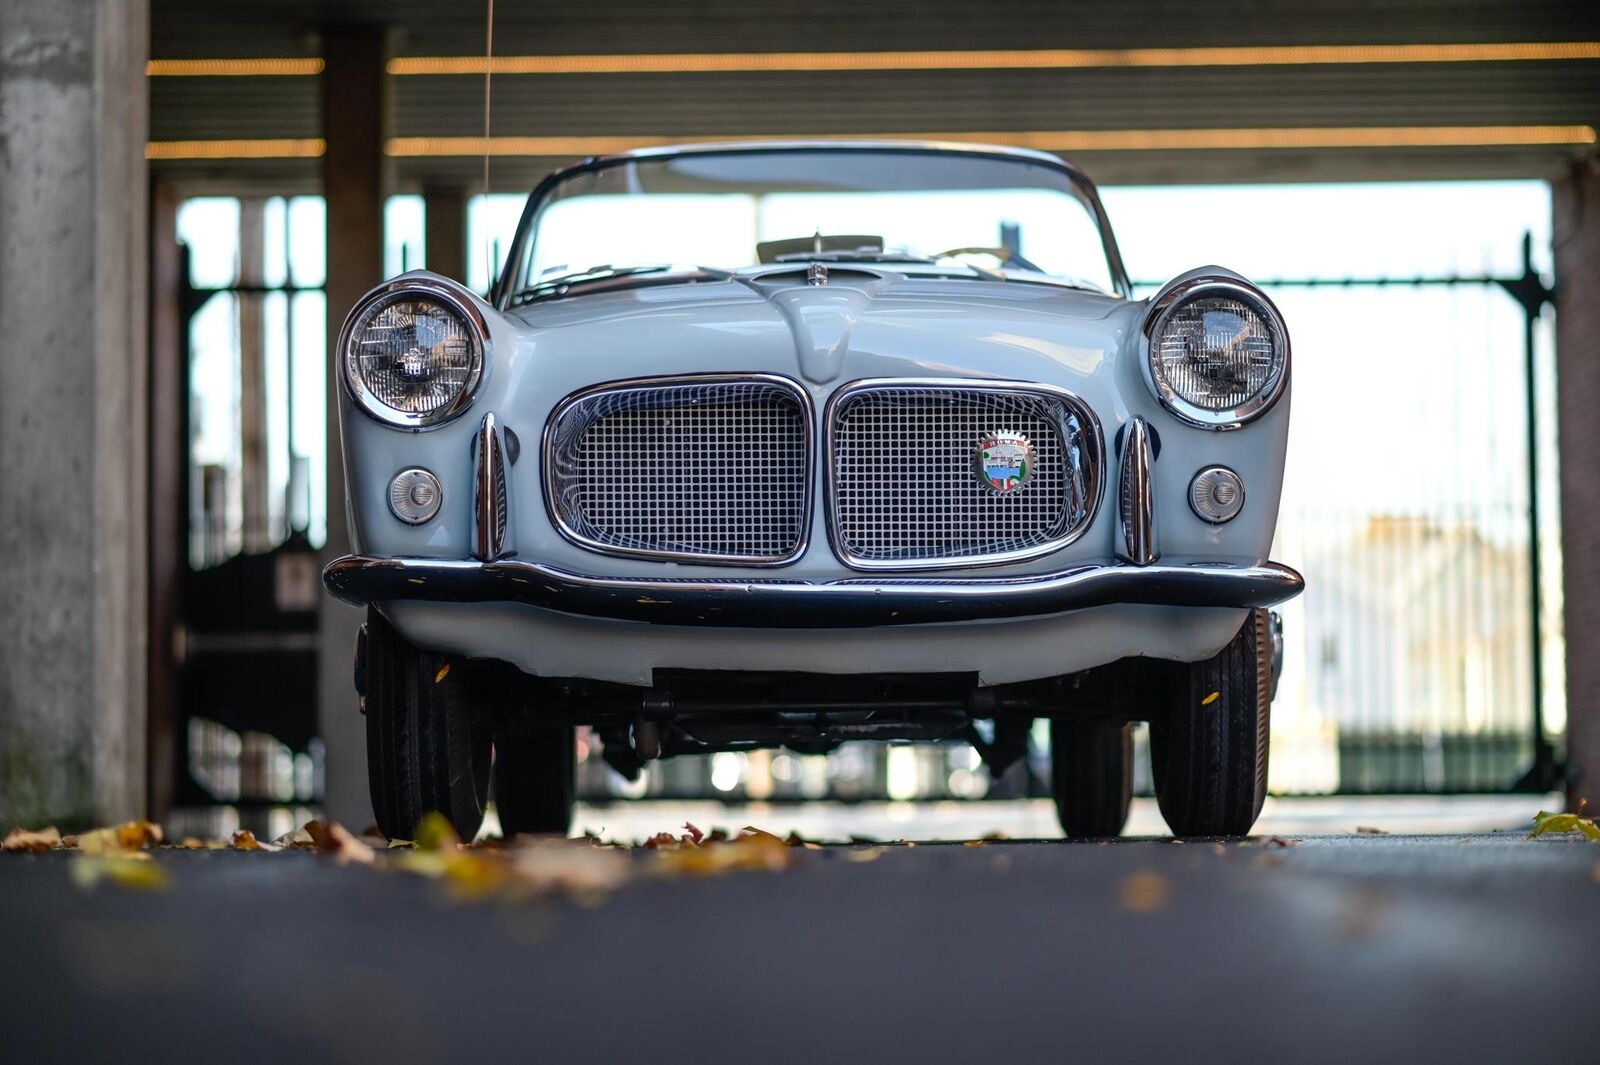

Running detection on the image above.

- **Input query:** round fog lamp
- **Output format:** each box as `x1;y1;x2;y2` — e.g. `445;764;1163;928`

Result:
1189;466;1245;524
389;468;443;524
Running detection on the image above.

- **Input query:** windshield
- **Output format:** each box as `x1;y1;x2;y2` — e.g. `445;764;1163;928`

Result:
503;146;1124;306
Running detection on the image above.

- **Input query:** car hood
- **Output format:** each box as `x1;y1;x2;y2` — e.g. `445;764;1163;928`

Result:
500;267;1140;392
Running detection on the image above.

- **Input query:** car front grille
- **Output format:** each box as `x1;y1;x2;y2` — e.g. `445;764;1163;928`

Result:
827;383;1101;568
545;375;811;564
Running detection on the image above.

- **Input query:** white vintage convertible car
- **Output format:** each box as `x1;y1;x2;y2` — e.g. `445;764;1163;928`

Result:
323;141;1301;841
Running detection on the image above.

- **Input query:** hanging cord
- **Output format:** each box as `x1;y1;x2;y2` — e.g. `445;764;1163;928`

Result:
482;0;496;287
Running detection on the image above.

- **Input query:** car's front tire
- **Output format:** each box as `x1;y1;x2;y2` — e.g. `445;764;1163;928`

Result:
493;726;576;837
363;607;493;842
1050;717;1133;838
1149;608;1272;837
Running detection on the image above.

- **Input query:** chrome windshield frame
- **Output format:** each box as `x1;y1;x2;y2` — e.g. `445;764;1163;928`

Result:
491;140;1133;309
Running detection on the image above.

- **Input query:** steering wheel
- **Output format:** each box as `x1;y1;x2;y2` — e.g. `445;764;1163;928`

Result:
931;246;1041;272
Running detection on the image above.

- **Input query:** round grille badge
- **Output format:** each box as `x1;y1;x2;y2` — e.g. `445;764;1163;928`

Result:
976;432;1036;494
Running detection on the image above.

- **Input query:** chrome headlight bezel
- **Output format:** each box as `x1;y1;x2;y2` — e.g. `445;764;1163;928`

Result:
1141;276;1289;431
339;276;489;430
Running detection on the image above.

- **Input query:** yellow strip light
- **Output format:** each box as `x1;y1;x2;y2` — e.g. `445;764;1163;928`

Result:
146;58;324;76
145;126;1598;160
385;41;1600;76
145;138;326;160
146;42;1600;78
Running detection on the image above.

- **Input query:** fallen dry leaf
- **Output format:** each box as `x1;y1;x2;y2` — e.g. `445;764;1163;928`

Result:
273;824;317;849
180;837;206;849
650;828;800;878
1356;826;1389;835
1116;871;1172;913
1530;800;1600;841
310;821;376;866
415;812;461;851
682;822;705;845
4;826;63;853
962;839;987;848
71;853;171;892
510;842;630;904
78;821;163;855
230;829;268;851
845;846;886;863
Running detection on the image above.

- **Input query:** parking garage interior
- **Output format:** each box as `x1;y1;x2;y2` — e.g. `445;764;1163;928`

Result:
7;0;1595;832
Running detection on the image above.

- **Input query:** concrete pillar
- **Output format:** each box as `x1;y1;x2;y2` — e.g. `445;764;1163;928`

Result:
318;26;390;825
423;186;468;284
1555;160;1600;810
0;0;150;827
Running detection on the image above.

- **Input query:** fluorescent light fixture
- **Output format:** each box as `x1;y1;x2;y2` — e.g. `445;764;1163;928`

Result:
145;138;327;160
145;126;1598;161
146;58;324;76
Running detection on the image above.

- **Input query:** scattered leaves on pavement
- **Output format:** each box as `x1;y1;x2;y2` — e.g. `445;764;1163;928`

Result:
1115;871;1172;913
1530;800;1600;841
307;820;376;866
71;854;171;892
3;826;63;853
230;829;269;851
78;821;163;854
845;846;886;863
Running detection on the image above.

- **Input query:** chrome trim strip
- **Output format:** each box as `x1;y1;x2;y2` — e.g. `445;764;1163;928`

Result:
472;411;513;560
541;373;815;567
338;273;490;431
1139;275;1290;431
1116;416;1158;566
823;378;1106;572
323;554;1303;629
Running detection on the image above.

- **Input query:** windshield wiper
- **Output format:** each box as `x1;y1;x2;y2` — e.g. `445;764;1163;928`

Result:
512;264;729;305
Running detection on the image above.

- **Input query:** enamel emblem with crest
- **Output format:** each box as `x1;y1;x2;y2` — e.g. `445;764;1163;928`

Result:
976;431;1036;494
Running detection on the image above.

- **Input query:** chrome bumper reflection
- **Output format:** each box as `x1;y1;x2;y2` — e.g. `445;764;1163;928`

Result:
324;554;1303;628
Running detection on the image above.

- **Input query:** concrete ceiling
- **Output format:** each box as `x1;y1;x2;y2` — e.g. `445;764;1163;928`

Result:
149;0;1600;192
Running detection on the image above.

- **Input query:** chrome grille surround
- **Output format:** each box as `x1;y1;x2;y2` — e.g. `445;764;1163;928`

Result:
543;373;813;566
825;379;1104;571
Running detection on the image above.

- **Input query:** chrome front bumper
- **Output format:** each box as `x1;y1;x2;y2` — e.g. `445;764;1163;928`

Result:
323;554;1302;628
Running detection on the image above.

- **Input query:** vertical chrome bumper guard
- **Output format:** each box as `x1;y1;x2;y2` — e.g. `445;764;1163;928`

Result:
473;411;514;560
1116;416;1158;566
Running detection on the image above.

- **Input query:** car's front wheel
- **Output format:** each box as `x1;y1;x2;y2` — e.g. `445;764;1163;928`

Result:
1148;608;1273;837
493;726;576;837
1050;717;1133;838
363;607;493;842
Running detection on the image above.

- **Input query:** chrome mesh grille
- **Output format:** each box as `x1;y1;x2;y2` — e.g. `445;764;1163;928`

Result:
546;378;809;562
829;385;1098;566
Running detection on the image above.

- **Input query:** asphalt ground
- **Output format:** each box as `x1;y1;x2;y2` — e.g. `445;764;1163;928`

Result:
4;833;1598;1065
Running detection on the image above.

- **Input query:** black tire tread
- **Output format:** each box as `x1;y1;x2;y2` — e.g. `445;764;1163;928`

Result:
1051;717;1134;838
364;608;490;842
494;727;577;837
1150;609;1272;837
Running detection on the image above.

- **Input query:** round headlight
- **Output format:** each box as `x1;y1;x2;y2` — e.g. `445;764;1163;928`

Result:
342;281;485;428
1144;280;1288;429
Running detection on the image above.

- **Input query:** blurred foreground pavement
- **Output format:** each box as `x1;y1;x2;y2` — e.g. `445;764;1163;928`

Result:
3;831;1597;1064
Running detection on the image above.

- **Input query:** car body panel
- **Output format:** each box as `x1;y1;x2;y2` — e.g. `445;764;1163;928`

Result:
331;144;1295;689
